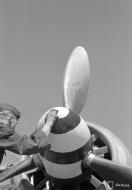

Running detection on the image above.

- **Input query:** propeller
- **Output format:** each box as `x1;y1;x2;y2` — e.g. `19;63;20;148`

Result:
63;46;90;114
82;152;132;186
1;46;131;190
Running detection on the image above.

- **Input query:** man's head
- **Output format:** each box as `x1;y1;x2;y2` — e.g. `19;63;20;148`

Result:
0;103;21;130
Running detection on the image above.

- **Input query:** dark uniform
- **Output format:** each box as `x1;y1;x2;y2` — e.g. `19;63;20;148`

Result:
0;103;58;164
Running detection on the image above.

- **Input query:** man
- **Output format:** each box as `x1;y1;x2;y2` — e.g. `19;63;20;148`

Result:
0;103;58;164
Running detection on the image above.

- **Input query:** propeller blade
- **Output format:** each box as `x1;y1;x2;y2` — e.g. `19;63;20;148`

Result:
63;46;90;114
83;152;132;186
0;156;37;182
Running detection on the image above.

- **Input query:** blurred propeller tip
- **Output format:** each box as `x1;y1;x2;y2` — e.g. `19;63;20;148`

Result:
72;46;88;57
63;46;90;114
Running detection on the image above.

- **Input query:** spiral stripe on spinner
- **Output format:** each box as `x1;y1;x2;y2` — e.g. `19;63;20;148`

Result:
43;138;92;164
49;118;91;153
51;108;80;134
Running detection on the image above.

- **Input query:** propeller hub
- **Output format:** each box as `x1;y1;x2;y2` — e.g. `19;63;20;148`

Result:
41;107;92;180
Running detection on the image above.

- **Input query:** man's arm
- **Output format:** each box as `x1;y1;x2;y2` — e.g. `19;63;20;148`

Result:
0;110;58;155
0;131;50;155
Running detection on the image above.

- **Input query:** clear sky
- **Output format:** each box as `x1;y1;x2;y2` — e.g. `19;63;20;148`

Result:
0;0;132;166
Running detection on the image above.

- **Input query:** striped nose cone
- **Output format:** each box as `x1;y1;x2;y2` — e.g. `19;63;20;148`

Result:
41;107;92;180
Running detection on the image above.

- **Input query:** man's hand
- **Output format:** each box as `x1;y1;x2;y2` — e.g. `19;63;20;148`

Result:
32;109;58;151
37;109;58;136
43;109;58;135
